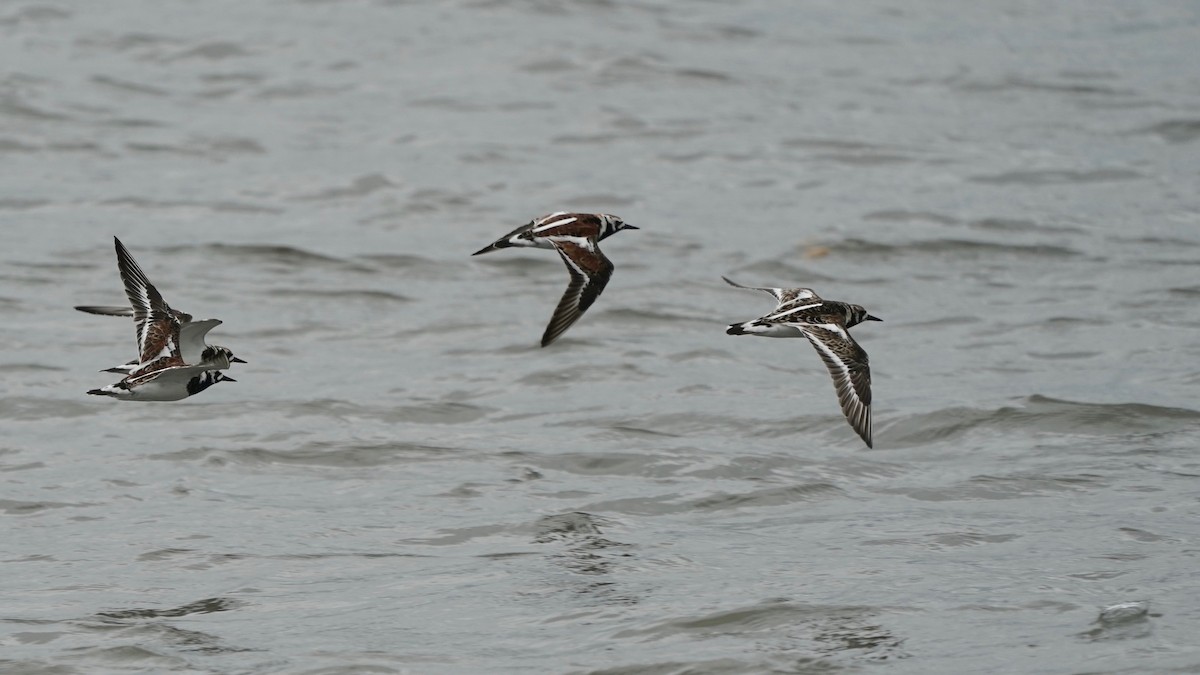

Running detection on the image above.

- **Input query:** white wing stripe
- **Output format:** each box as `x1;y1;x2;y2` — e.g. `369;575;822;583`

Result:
532;216;577;233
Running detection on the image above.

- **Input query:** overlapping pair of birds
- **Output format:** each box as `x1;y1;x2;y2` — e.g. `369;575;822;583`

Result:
79;213;881;447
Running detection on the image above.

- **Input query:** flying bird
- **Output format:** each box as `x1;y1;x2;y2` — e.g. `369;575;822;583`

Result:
724;276;881;448
473;212;638;347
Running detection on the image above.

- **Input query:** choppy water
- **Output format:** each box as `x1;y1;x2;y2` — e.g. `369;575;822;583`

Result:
3;1;1200;673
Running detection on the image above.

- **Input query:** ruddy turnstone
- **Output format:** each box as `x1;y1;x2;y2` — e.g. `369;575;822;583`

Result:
75;237;245;373
88;366;235;401
472;212;638;347
723;276;881;448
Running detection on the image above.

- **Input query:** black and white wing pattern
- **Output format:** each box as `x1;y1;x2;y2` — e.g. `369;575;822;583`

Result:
113;237;184;370
799;324;873;448
471;220;539;256
722;276;821;316
74;305;135;317
541;238;614;347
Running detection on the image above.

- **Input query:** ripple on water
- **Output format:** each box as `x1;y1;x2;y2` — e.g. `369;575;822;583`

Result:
578;482;844;516
607;599;907;668
1137;119;1200;143
877;473;1108;502
883;395;1200;447
151;441;455;469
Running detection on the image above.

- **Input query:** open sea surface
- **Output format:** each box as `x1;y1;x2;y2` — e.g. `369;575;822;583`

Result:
2;1;1200;673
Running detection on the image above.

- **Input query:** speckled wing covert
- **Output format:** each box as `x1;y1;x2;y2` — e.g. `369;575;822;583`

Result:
800;324;873;448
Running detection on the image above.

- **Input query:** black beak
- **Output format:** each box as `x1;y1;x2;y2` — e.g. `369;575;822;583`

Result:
223;376;237;383
866;314;883;322
624;224;639;230
231;356;247;364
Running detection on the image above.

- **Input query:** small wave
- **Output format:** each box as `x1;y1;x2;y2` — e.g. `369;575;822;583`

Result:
555;412;749;437
267;288;411;304
578;482;843;516
0;398;97;421
96;597;242;621
0;362;67;372
968;217;1087;235
596;307;714;327
1110;234;1200;248
0;498;92;515
862;531;1020;549
358;253;462;278
0;6;70;25
828;237;1082;259
888;395;1199;447
878;473;1110;502
684;483;844;511
154;440;455;468
1137;119;1200;144
161;41;252;63
955;76;1132;96
0;197;51;210
90;74;168;97
293;173;397;201
174;243;374;272
722;261;840;284
969;168;1143;185
123;136;265;159
252;82;352;100
98;197;282;214
520;364;653;386
864;210;960;225
611;599;906;662
0;94;72;122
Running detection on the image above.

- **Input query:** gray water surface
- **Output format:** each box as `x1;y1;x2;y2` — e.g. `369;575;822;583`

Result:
3;1;1200;673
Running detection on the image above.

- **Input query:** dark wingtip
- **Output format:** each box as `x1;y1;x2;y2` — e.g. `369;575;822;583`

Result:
86;388;106;396
726;324;745;335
